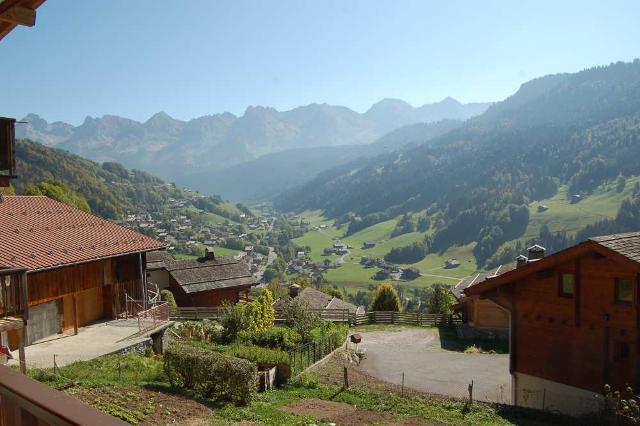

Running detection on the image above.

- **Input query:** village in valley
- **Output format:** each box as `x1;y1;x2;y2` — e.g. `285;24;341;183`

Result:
3;2;640;426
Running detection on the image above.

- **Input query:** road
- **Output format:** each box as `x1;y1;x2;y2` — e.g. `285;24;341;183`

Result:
357;328;511;403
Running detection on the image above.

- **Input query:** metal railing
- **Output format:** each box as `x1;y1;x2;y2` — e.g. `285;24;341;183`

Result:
288;330;346;376
0;364;127;425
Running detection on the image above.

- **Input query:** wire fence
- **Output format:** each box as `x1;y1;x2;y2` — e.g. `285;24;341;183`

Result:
288;330;346;376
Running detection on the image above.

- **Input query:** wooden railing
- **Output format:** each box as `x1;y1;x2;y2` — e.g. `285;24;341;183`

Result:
137;302;169;333
169;306;222;320
365;311;462;326
0;364;127;425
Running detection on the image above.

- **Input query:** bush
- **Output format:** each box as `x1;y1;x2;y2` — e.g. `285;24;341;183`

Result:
308;322;348;342
172;320;222;343
237;327;302;350
220;302;248;343
370;283;402;312
164;343;257;406
160;290;177;310
224;344;290;368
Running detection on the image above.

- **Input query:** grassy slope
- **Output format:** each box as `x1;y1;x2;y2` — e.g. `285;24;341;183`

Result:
292;211;475;295
294;176;638;295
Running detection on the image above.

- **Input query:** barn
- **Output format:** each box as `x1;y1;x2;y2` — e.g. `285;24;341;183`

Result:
0;195;165;349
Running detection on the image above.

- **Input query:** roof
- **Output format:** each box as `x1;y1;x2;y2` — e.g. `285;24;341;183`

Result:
146;250;174;271
0;196;165;271
465;231;640;297
274;287;362;314
166;255;257;294
590;232;640;264
452;261;516;299
0;0;46;41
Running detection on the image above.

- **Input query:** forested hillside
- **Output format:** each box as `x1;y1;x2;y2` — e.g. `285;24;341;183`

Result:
276;60;640;266
13;139;237;220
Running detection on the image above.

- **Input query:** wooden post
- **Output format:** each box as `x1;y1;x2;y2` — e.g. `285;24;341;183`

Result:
18;326;26;374
343;366;349;389
401;371;405;396
72;294;78;335
468;380;474;405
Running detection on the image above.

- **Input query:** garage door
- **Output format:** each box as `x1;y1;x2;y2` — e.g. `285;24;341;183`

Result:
27;300;61;344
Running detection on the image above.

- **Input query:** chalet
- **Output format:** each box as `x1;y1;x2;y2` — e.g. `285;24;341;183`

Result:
0;196;165;349
445;258;460;268
465;232;640;415
452;261;516;340
151;250;258;307
273;285;365;318
362;241;376;249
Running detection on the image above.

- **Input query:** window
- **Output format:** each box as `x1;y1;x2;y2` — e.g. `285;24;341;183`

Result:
560;273;574;297
615;278;633;304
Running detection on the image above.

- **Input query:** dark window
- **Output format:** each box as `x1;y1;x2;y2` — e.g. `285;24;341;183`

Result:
615;278;633;304
560;273;574;297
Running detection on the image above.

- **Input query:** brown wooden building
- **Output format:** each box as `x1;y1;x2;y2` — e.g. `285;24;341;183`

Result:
466;233;640;415
150;250;257;307
0;195;165;349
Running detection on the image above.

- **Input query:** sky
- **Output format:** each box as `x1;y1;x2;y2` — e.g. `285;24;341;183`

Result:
1;0;639;125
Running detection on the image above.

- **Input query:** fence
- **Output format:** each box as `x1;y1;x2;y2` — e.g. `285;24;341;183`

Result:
366;311;462;326
288;330;346;376
169;306;222;320
137;302;169;333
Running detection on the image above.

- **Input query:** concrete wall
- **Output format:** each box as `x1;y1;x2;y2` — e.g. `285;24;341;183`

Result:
514;372;604;416
27;300;61;344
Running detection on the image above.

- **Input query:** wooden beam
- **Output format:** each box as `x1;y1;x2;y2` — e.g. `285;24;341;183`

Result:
72;294;78;335
17;327;26;374
0;6;36;27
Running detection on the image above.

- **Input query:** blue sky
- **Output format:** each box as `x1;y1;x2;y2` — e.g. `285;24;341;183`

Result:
1;0;639;124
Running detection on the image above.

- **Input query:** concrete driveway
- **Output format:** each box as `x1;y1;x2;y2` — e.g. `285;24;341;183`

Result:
356;328;511;403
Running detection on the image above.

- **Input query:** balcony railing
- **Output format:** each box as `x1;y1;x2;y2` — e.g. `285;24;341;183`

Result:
0;267;28;320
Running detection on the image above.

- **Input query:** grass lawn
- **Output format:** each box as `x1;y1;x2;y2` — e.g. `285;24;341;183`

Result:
27;351;596;426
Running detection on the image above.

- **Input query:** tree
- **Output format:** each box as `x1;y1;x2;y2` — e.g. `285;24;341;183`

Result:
370;283;401;312
283;298;321;341
427;284;455;315
26;180;91;213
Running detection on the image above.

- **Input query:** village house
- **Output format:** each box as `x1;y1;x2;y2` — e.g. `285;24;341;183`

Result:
465;233;640;415
273;285;365;319
445;258;461;268
148;249;257;307
0;196;166;349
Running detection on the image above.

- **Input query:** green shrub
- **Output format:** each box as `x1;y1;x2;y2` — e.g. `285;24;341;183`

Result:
220;302;248;343
370;283;402;312
160;290;177;310
164;343;257;406
224;344;290;368
283;299;322;342
237;326;302;350
308;322;348;342
172;319;222;343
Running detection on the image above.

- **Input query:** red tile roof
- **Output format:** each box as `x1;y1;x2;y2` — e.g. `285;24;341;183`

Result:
0;196;165;271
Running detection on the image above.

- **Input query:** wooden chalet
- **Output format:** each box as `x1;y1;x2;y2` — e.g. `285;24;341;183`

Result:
0;0;45;42
465;232;640;415
151;250;258;307
0;196;165;351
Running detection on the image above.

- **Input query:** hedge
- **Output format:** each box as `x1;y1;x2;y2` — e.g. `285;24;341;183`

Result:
237;326;302;350
164;343;257;406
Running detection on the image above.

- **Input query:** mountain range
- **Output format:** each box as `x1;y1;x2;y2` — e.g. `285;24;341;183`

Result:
17;98;490;191
276;60;640;265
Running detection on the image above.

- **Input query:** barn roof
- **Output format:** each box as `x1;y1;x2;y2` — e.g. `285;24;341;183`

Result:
166;256;257;294
589;232;640;263
146;250;174;271
0;196;165;271
274;287;362;314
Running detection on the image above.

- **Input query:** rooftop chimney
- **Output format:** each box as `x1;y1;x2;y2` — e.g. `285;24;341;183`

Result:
516;254;528;268
204;248;215;261
527;244;546;261
289;284;301;298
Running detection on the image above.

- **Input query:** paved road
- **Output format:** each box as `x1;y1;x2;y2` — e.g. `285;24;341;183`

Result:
357;328;511;403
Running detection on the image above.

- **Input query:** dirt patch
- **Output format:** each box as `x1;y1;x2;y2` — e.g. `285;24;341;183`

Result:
281;398;441;426
67;386;214;425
